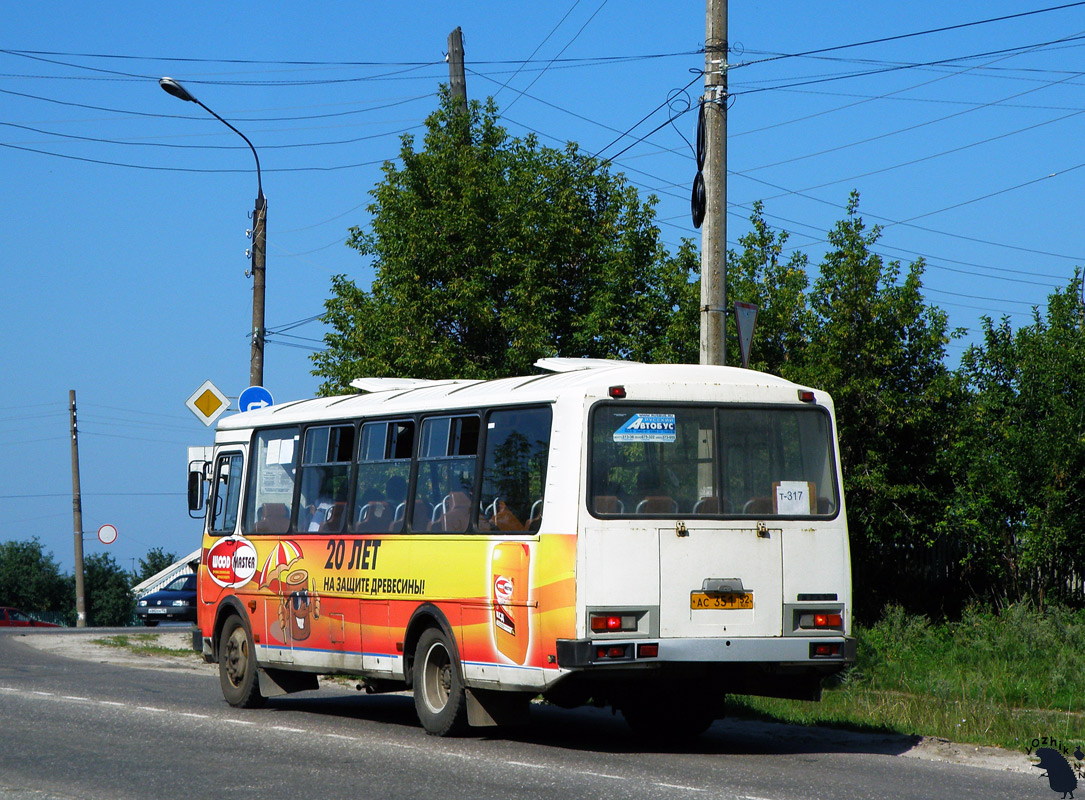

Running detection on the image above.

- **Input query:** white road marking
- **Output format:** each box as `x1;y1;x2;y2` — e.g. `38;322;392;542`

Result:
0;684;726;795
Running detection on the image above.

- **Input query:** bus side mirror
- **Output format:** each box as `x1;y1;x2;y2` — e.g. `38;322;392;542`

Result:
188;462;207;515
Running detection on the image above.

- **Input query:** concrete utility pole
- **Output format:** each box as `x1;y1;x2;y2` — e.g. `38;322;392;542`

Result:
700;0;727;366
447;27;467;109
69;390;86;628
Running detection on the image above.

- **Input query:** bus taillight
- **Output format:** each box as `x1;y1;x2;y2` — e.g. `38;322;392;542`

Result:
811;642;842;658
595;644;631;660
590;613;637;633
797;611;843;630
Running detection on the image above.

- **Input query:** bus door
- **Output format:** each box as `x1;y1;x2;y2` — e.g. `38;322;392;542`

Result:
657;524;783;639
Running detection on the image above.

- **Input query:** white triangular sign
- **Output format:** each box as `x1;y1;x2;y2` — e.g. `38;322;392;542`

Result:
735;302;758;369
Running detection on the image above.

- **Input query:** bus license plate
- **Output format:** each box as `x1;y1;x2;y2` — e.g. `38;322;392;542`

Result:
690;592;753;610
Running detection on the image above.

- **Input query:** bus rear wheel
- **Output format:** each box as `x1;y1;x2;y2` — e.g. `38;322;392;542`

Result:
413;627;467;736
219;615;265;709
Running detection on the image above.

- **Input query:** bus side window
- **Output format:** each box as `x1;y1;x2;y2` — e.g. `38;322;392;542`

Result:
413;415;479;533
209;453;244;535
298;424;354;534
243;428;299;535
353;420;413;533
477;406;552;532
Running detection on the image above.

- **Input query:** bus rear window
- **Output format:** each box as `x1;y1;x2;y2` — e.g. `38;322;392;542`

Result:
590;405;837;518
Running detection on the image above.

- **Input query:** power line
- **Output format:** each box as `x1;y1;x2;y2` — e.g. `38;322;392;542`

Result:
499;87;1083;294
888;160;1085;226
0;85;438;123
731;33;1085;96
492;0;584;103
268;314;324;333
505;0;610;113
1;47;698;69
732;169;1085;262
481;83;1059;326
730;2;1085;69
1;117;426;152
740;55;1085;175
0;141;390;174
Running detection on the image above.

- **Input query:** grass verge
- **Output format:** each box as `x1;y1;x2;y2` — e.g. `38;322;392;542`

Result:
727;602;1085;752
92;632;198;659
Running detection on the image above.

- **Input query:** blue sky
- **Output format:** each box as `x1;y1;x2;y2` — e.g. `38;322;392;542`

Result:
3;1;1084;574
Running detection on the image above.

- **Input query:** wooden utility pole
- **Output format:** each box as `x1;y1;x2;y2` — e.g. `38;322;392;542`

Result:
700;0;727;365
69;390;86;627
447;27;467;109
158;78;267;391
250;191;267;389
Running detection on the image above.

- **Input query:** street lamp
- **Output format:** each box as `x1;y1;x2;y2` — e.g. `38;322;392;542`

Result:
159;76;267;389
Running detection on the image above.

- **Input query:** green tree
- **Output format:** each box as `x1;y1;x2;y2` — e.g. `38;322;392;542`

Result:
952;275;1085;606
84;553;134;626
725;201;811;375
0;539;71;612
791;193;963;619
132;547;177;584
313;90;698;392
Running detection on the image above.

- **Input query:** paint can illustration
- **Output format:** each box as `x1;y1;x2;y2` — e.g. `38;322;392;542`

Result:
491;542;530;665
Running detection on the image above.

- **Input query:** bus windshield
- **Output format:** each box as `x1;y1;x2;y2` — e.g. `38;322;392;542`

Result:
589;404;838;518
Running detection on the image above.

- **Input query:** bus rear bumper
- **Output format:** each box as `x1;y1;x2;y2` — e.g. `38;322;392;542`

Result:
556;634;856;670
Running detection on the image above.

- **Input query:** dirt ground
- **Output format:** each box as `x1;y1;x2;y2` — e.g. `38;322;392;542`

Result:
18;627;214;674
14;628;1034;774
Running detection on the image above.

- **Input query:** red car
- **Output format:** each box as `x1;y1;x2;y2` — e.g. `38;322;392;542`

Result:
0;607;61;627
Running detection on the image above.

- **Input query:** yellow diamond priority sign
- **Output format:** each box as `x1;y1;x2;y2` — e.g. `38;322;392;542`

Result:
186;380;230;427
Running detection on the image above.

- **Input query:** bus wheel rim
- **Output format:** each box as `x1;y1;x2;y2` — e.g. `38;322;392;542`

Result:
422;641;451;713
226;629;248;688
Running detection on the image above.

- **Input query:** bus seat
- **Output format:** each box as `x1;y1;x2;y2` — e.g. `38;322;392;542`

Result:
390;502;406;531
432;491;470;532
353;501;389;532
490;499;524;532
692;496;719;514
636;496;678;514
320;502;347;532
742;496;773;515
593;495;624;514
256;502;289;533
526;498;543;531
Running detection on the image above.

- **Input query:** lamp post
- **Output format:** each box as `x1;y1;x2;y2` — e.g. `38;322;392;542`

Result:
159;77;267;389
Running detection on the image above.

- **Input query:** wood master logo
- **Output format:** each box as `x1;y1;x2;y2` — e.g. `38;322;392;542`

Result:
206;536;258;588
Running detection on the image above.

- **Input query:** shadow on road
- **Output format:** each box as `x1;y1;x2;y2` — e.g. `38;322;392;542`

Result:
266;687;920;758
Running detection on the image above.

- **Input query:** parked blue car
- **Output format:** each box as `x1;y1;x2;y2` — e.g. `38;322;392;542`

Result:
136;573;197;626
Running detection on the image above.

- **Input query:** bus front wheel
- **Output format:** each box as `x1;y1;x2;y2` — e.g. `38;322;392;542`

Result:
413;627;467;736
219;615;266;709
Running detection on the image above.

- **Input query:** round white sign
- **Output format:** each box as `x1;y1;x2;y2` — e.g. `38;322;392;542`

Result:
97;524;118;545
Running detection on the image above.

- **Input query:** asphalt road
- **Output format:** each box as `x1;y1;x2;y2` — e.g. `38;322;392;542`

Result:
0;629;1040;800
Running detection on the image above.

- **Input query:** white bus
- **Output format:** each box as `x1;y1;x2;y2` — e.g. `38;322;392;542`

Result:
189;359;854;737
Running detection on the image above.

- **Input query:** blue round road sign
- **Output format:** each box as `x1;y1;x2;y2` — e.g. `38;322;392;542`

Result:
239;385;274;412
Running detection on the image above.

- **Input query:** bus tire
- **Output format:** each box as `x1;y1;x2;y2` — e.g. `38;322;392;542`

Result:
218;615;265;709
413;627;467;736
